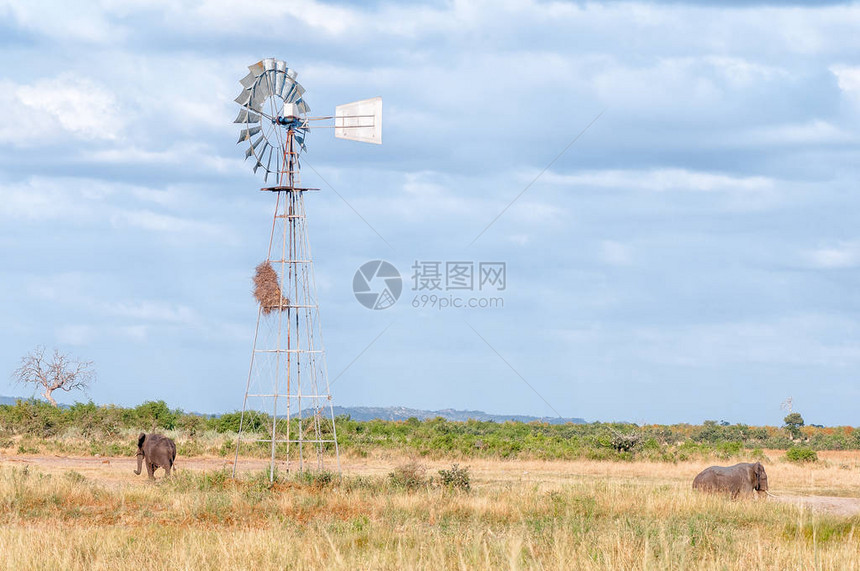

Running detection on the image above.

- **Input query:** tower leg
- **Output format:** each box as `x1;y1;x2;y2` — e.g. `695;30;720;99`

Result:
233;189;339;479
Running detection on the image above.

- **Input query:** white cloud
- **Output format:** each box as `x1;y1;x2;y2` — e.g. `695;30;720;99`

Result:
110;209;232;240
117;325;149;341
102;301;196;323
591;56;782;115
386;171;473;220
508;234;530;246
543;168;774;193
0;74;124;146
56;324;95;346
2;0;119;43
806;242;860;269
630;314;860;368
743;120;854;146
0;176;235;242
516;201;563;223
704;56;789;86
830;65;860;95
0;177;104;220
599;241;633;266
191;0;358;36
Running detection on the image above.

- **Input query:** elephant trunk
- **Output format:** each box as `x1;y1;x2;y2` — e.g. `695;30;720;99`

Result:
134;453;143;475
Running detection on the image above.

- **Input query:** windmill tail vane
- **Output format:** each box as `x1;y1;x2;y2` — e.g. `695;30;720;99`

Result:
231;58;381;480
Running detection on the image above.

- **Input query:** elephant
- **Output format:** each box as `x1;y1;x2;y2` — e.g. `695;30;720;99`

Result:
692;462;768;498
134;432;176;480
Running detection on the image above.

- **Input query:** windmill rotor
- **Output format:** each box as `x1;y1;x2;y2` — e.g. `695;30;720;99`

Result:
234;58;310;183
234;58;382;185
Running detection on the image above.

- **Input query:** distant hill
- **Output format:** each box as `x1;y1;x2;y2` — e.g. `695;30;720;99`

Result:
328;406;585;424
0;396;584;424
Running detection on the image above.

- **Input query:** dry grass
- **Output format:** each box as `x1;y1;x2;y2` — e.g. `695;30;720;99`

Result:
253;261;289;314
1;454;859;569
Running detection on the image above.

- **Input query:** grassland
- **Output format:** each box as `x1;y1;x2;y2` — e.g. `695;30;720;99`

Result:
1;449;859;570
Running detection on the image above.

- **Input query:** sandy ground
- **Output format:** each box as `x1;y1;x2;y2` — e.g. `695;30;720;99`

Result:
769;493;860;517
2;452;859;517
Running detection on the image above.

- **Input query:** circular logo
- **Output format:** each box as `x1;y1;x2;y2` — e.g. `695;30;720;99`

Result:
353;260;402;310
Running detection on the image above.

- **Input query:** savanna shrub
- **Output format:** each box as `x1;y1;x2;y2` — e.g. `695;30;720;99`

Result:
389;460;427;491
786;446;818;463
610;430;642;452
438;463;470;492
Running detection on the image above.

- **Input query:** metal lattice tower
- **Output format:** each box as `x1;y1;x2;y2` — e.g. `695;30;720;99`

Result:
233;131;340;480
230;58;381;480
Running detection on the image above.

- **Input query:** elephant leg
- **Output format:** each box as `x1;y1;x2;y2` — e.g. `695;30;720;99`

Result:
146;461;155;480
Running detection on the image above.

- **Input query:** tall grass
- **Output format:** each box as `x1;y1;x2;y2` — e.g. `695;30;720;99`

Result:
1;458;858;569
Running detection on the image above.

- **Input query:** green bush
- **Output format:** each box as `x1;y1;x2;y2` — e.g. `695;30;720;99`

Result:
438;463;470;492
716;441;743;459
609;430;642;452
786;446;818;463
133;400;178;430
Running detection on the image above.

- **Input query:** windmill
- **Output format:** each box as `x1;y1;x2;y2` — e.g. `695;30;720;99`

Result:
231;58;381;480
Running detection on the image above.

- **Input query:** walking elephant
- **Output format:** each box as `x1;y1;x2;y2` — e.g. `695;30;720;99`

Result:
134;433;176;480
692;462;768;498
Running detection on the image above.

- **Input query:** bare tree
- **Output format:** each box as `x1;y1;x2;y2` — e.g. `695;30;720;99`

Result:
11;346;96;407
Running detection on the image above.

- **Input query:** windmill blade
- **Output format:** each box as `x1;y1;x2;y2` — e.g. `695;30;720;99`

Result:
293;82;306;101
264;145;275;173
296;99;310;115
263;58;277;72
258;141;272;167
248;60;265;77
335;97;382;144
264;69;278;94
233;108;261;123
250;80;272;111
236;125;261;144
282;80;306;103
274;70;286;99
245;134;265;159
240;71;256;88
234;89;252;106
281;81;296;102
263;145;277;183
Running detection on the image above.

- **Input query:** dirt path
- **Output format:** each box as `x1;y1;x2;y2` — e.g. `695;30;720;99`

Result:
770;494;860;517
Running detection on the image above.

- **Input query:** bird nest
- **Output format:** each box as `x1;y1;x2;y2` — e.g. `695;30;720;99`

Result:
253;261;290;314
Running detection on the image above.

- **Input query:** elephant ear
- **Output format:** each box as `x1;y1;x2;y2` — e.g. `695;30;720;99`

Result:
137;433;146;449
754;463;763;487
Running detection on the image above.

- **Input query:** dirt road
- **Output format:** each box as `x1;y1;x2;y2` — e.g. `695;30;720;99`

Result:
769;493;860;517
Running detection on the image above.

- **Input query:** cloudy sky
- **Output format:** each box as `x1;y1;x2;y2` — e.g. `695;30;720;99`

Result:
1;0;859;425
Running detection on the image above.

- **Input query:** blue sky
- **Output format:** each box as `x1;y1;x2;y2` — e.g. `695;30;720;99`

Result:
1;0;859;425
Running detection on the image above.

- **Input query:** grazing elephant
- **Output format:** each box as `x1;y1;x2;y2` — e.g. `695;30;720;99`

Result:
134;432;176;480
692;462;768;498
